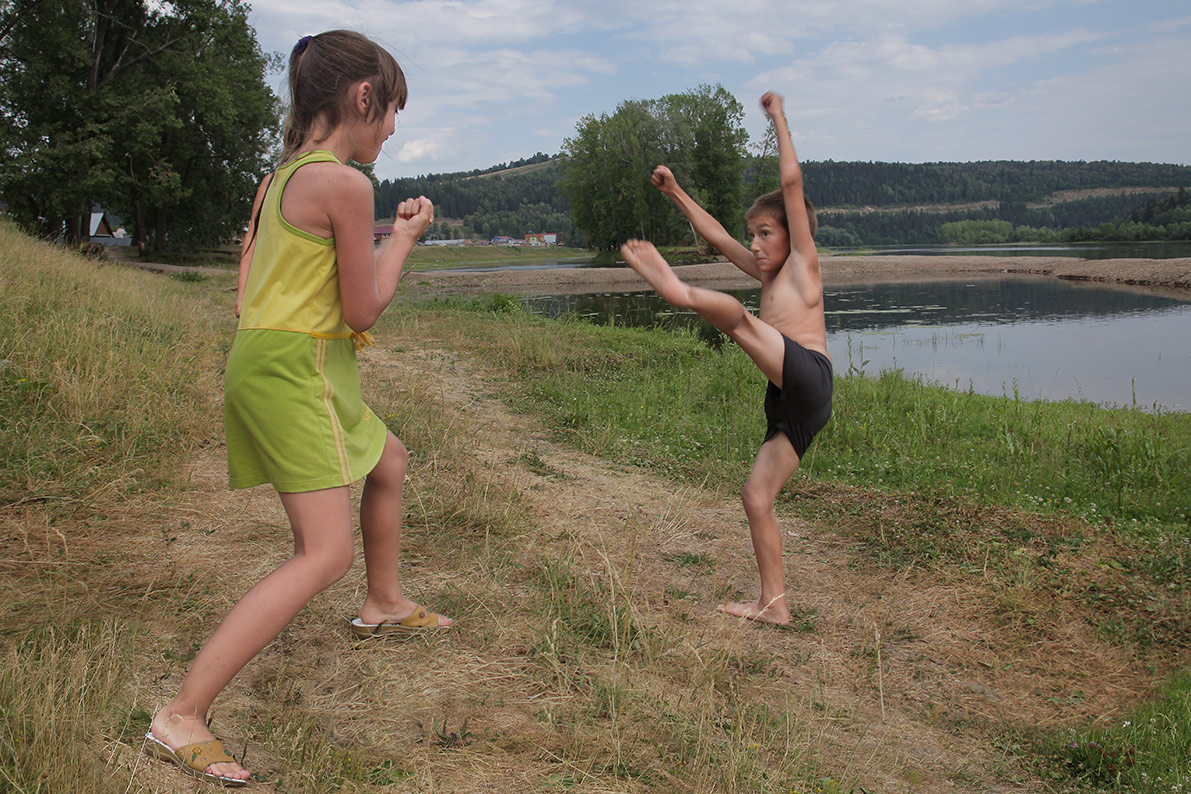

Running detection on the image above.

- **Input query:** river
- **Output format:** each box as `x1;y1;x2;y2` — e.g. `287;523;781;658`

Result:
518;275;1191;412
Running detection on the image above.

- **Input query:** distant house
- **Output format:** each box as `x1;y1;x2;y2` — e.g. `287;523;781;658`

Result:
491;236;519;246
374;224;394;243
525;232;557;246
89;210;131;246
423;238;467;246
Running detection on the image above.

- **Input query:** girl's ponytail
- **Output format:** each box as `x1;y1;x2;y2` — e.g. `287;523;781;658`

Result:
279;30;407;165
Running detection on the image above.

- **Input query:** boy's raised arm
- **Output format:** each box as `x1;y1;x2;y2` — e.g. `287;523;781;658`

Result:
651;165;761;281
761;93;817;268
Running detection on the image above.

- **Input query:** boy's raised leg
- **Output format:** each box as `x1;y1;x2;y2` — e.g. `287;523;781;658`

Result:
620;239;698;309
620;240;787;387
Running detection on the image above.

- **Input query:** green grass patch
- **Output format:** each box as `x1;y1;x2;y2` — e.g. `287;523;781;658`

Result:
397;295;1190;533
1034;671;1191;792
818;368;1190;527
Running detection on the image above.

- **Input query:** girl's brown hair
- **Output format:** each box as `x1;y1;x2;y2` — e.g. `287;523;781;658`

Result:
280;30;407;164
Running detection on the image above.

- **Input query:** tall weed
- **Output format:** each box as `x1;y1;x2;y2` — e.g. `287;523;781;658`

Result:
0;221;228;509
0;620;135;793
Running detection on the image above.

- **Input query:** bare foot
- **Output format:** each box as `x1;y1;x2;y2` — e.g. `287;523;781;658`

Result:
149;707;250;783
359;597;453;628
717;599;791;626
620;240;692;307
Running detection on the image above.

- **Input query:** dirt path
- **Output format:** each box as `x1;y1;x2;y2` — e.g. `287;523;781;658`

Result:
117;336;1160;792
351;344;1153;791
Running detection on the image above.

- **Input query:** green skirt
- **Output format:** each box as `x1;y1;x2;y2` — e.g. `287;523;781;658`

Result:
224;329;387;492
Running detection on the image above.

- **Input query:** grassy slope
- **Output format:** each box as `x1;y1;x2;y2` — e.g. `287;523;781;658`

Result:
2;222;1187;793
0;223;233;791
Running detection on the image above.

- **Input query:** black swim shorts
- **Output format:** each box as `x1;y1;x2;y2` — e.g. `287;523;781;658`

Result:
763;335;834;459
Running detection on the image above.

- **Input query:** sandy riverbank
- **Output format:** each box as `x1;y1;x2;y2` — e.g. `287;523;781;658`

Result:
405;254;1191;296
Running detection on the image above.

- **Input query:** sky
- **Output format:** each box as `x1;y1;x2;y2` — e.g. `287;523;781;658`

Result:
244;0;1191;181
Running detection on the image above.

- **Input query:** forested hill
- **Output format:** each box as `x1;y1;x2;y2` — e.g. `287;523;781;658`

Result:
800;160;1191;207
375;157;1191;246
375;153;573;243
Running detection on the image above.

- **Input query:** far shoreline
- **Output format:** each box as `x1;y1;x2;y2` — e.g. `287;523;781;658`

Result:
403;254;1191;298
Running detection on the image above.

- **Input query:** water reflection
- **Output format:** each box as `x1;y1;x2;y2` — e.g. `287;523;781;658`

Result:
834;240;1191;260
824;278;1188;328
424;239;1191;274
417;257;595;273
520;277;1191;412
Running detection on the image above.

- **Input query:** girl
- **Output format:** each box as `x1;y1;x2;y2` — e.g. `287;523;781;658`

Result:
144;30;450;786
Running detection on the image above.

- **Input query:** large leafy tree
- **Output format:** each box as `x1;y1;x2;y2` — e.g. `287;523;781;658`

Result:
559;85;748;250
0;0;277;250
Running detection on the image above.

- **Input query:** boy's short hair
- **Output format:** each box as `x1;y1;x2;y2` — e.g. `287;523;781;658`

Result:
746;190;817;240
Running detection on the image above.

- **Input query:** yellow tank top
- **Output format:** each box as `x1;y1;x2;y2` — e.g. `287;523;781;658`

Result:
238;150;352;337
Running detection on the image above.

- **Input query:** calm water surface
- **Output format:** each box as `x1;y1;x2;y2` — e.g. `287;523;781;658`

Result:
833;240;1191;260
423;240;1191;273
520;277;1191;412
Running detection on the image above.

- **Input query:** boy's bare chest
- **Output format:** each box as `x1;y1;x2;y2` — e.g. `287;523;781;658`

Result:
758;282;827;350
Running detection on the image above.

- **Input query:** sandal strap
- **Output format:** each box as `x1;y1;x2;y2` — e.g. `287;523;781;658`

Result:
176;739;236;770
398;604;441;628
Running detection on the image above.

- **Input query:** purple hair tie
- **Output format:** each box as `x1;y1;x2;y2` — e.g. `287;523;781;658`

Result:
294;35;312;56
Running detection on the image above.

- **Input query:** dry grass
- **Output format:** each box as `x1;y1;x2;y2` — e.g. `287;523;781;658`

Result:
0;222;227;510
2;224;1184;793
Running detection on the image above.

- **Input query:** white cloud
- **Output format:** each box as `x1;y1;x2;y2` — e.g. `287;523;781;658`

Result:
1010;36;1191;161
394;137;447;162
245;0;1191;174
744;27;1109;133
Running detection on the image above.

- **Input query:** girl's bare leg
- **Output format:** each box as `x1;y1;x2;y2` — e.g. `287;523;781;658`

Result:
719;435;801;624
150;486;357;782
357;431;452;627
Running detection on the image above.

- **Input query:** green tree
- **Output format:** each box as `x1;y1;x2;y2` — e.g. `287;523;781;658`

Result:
669;85;747;238
0;0;277;249
560;85;749;250
745;121;780;203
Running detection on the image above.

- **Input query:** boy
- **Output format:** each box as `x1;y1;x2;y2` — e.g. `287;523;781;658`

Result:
620;91;831;626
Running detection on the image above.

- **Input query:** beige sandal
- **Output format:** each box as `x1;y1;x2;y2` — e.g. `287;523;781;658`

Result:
144;731;247;787
349;603;451;637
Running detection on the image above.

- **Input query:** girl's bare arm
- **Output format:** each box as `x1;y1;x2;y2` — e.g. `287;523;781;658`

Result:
235;175;272;317
329;168;432;332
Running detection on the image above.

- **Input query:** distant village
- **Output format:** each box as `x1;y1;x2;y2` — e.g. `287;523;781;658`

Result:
373;224;559;248
68;207;562;250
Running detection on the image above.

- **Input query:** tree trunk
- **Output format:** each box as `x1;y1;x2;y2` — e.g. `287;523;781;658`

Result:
131;200;146;256
66;203;88;245
154;207;166;252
